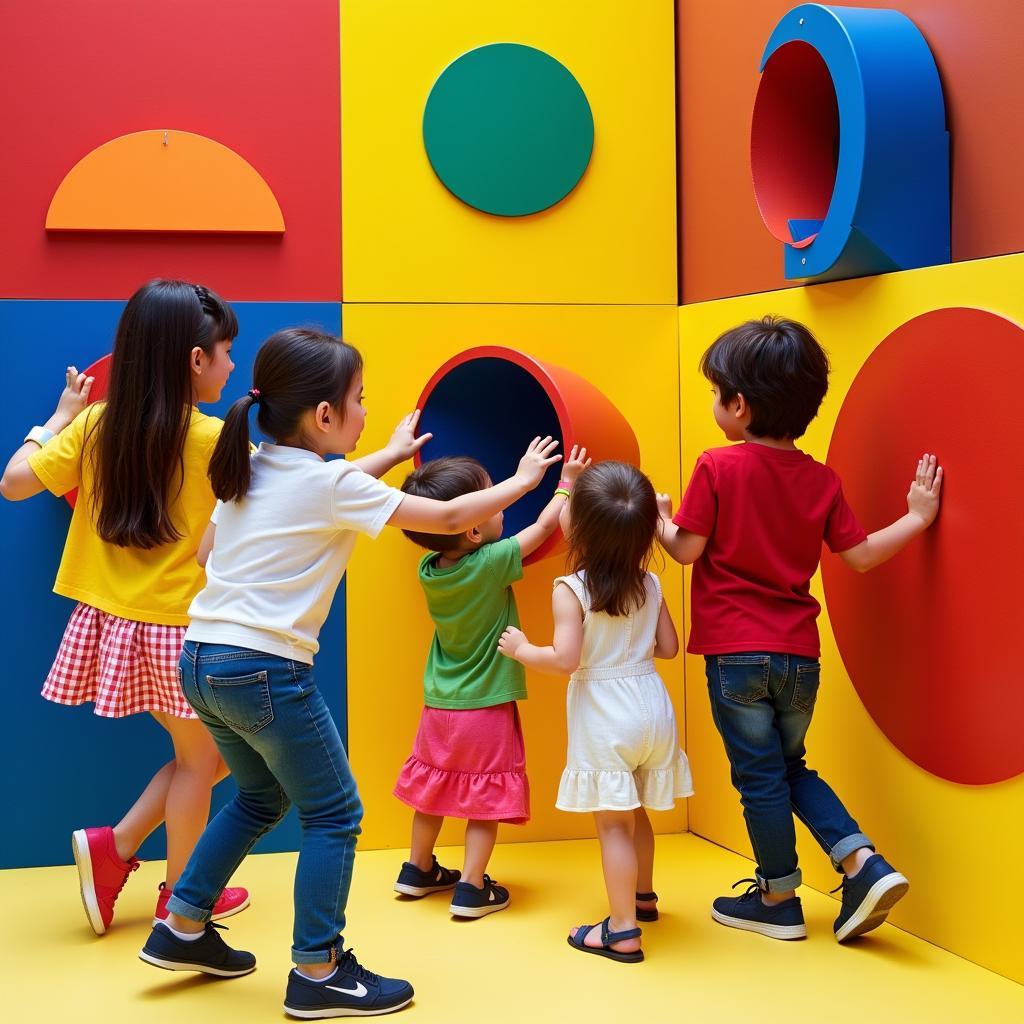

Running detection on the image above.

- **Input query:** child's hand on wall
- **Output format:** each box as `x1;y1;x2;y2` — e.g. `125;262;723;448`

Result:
54;366;94;430
907;453;943;526
655;492;674;520
385;409;433;463
514;436;561;489
561;445;591;485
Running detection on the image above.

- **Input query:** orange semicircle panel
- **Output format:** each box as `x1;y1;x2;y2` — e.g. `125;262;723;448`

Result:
46;130;285;233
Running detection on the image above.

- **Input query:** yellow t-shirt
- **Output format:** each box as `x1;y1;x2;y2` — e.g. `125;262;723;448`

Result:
28;404;223;625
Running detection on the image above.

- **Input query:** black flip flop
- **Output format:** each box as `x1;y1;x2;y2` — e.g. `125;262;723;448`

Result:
567;917;644;963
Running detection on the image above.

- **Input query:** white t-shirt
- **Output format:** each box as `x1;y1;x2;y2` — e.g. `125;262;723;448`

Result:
186;443;404;664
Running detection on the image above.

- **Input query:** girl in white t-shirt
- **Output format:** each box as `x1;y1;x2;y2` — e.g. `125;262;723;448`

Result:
138;327;561;1019
499;461;692;965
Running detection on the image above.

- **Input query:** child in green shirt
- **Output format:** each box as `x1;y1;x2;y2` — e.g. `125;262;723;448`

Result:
392;446;590;918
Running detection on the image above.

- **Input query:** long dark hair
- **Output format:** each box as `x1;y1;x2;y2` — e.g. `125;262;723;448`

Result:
91;279;237;548
566;461;658;616
209;328;363;502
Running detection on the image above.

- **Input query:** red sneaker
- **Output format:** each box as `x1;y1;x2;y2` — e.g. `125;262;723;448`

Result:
153;882;251;924
71;827;140;935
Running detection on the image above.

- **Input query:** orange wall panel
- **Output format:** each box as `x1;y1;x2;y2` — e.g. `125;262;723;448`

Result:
678;0;1024;303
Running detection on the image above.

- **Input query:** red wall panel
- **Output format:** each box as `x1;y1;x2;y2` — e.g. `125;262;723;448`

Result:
1;1;340;301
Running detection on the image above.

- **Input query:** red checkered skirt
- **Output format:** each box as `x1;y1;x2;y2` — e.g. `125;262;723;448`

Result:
42;602;195;719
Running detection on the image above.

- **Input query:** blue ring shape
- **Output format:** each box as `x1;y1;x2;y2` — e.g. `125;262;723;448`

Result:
756;4;950;281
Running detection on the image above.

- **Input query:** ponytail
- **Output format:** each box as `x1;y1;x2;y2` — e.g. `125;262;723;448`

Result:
208;392;259;502
209;328;362;502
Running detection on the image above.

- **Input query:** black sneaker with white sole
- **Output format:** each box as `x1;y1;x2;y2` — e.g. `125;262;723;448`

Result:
393;855;461;897
711;878;807;940
449;874;510;918
139;921;256;977
283;949;414;1018
833;854;909;942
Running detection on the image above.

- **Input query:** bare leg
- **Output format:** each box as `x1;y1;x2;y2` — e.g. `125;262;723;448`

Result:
112;713;229;863
633;807;657;915
462;820;499;888
572;810;641;954
159;714;223;887
410;812;444;871
112;759;175;862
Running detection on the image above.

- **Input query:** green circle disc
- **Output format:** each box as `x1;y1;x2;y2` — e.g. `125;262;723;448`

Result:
422;43;595;217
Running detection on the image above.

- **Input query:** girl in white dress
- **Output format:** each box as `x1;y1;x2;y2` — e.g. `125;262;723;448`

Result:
499;461;692;963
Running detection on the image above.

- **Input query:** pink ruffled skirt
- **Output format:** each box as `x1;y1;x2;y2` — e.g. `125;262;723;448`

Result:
393;702;530;825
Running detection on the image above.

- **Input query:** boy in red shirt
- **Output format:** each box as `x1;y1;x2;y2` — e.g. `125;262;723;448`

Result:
659;317;942;943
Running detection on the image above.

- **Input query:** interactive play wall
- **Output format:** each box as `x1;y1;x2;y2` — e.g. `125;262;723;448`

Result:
1;0;1020;987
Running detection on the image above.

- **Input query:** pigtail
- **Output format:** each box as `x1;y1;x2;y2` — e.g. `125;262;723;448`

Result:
209;393;258;502
208;328;362;503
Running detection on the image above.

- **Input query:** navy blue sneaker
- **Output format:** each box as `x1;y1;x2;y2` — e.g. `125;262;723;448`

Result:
139;921;256;977
449;874;510;918
833;854;909;942
283;949;414;1018
393;855;460;897
711;879;806;940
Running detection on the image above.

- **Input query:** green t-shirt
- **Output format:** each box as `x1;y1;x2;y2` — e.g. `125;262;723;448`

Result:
418;536;527;709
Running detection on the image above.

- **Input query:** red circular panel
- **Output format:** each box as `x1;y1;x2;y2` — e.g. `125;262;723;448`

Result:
64;353;111;509
751;41;838;247
823;308;1024;784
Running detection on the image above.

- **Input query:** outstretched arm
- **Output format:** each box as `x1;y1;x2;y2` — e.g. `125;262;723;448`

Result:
387;436;561;535
655;493;708;565
514;445;591;559
1;366;94;501
497;582;584;676
839;454;943;573
352;409;433;480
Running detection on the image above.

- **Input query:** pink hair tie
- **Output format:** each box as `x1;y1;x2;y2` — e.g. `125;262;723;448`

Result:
248;388;261;402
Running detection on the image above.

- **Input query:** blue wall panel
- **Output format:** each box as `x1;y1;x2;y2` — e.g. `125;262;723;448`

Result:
0;300;344;868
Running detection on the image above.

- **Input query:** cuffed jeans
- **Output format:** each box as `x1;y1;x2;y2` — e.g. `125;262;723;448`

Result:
169;641;363;963
705;653;871;893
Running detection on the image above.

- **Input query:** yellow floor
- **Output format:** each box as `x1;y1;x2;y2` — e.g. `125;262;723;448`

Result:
2;834;1021;1022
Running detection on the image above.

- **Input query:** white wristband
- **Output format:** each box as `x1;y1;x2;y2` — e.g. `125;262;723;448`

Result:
24;426;55;448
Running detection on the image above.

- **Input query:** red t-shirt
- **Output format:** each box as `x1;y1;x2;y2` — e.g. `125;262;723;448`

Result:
673;443;867;658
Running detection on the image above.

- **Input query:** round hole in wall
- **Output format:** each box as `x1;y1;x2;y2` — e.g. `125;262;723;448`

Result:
751;40;839;248
416;346;640;565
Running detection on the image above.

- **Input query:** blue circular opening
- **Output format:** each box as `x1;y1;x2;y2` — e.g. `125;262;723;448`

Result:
418;357;563;534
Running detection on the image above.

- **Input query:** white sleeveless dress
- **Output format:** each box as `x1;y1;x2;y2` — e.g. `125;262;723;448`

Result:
554;571;693;812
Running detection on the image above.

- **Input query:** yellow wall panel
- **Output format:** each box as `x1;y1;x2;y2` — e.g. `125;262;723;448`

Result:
344;302;685;853
678;254;1024;984
340;0;677;303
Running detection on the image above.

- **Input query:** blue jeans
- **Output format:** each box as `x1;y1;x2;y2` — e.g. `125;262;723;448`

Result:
169;642;363;963
705;653;871;893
